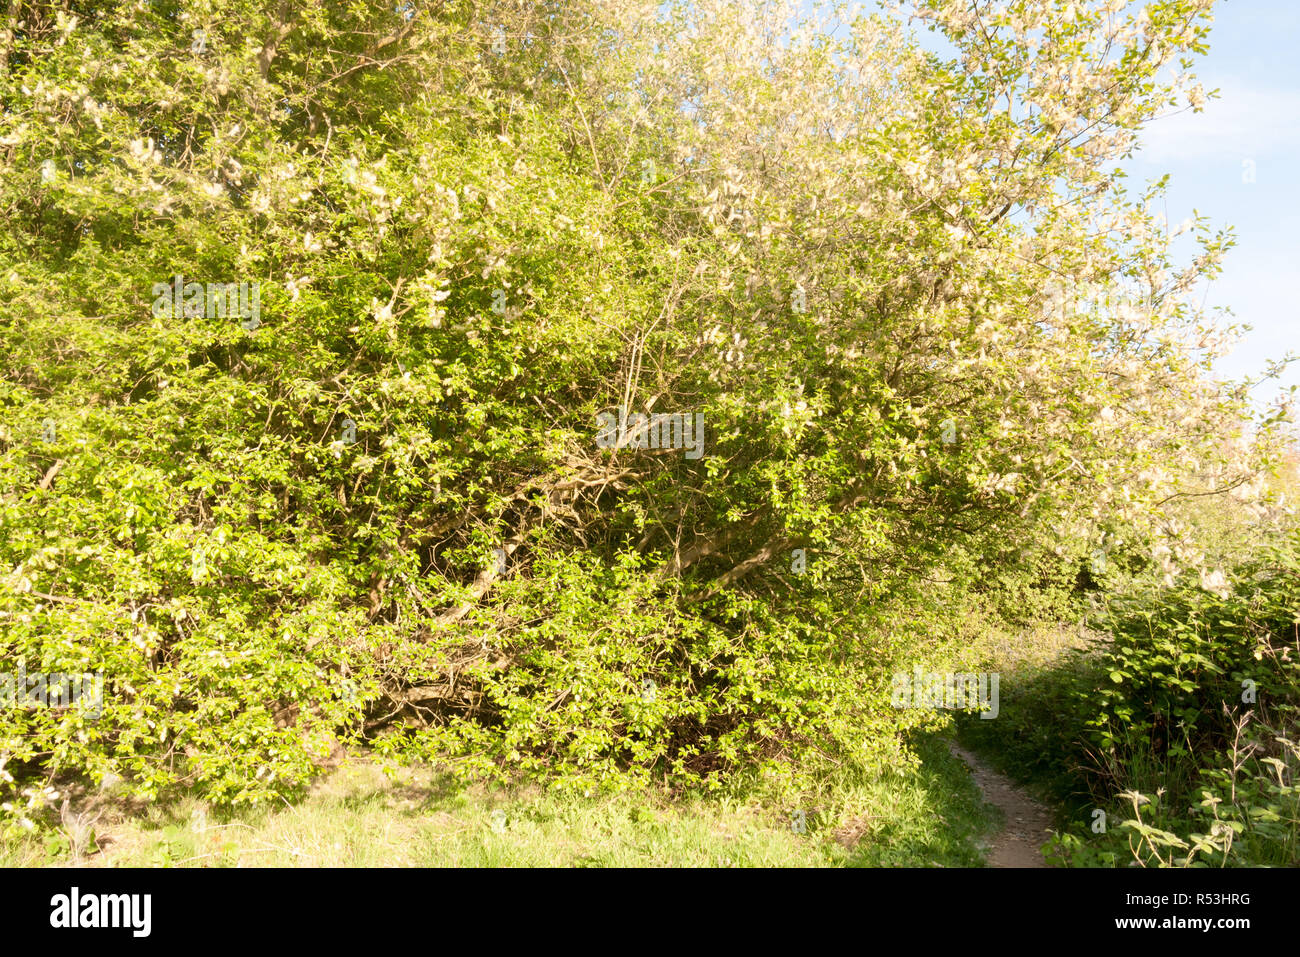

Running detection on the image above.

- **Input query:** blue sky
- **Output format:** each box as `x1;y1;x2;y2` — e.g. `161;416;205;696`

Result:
1126;0;1300;408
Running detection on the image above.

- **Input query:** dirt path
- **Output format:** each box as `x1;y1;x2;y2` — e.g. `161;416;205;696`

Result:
949;742;1055;868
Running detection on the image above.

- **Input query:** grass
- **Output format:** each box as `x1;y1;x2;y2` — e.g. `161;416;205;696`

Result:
3;732;1000;867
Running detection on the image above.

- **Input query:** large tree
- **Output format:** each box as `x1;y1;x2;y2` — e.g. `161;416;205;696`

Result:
0;0;1287;825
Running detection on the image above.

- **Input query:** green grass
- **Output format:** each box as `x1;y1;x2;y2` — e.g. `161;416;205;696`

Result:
3;733;1000;867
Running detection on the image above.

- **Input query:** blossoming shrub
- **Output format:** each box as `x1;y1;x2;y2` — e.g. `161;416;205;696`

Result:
0;0;1289;836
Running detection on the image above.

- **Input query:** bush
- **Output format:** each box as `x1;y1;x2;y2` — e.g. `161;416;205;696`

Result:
0;0;1274;835
1047;530;1300;866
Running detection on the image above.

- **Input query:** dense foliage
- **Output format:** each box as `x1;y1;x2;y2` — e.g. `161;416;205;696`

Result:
1;0;1291;840
961;476;1300;867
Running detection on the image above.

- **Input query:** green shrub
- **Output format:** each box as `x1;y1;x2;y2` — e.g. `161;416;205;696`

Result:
1051;530;1300;866
0;0;1272;837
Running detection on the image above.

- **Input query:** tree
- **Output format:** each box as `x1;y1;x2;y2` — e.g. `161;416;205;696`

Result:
0;0;1289;827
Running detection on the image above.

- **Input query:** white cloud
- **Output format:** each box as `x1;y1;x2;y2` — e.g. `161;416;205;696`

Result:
1134;75;1300;163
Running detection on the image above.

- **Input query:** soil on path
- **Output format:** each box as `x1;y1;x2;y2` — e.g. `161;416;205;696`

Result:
949;742;1055;868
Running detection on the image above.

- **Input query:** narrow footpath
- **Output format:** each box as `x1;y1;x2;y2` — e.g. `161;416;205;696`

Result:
949;742;1055;868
